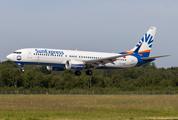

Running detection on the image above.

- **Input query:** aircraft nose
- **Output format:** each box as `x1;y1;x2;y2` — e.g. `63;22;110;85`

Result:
6;54;13;61
6;54;10;59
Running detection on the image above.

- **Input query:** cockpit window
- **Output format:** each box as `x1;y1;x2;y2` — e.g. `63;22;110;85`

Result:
13;52;22;54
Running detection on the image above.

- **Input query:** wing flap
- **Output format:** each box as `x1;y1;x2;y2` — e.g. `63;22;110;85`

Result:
84;53;134;67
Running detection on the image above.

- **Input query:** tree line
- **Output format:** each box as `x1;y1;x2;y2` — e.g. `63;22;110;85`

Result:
0;60;178;91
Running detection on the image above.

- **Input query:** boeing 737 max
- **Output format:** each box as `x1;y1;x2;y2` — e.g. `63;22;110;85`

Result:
6;27;169;76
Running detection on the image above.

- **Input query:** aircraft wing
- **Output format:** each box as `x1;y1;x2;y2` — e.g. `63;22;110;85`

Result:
141;55;170;60
84;53;134;68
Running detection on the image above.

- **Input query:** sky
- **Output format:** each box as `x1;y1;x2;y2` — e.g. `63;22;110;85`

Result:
0;0;177;68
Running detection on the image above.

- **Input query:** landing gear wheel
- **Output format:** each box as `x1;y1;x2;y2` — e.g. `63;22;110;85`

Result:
21;67;25;72
86;70;92;75
75;70;81;76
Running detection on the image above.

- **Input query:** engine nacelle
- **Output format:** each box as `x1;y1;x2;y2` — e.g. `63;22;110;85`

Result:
47;66;53;71
47;66;64;71
65;60;84;70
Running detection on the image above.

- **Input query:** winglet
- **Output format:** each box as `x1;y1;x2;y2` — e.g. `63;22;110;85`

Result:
134;42;143;53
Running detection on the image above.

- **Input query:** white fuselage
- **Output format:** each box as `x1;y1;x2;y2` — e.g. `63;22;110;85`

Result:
7;48;138;69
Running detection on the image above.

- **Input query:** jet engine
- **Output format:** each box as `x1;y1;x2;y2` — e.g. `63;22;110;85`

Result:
65;60;84;70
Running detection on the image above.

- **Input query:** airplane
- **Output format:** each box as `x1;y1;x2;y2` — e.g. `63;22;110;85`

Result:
6;27;169;76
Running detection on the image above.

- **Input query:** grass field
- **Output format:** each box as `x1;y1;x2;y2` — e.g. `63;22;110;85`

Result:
0;95;178;120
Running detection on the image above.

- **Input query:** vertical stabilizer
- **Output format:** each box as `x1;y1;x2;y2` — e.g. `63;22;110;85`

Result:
124;27;156;57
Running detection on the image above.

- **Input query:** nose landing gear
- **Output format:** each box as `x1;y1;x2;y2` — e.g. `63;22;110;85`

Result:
21;67;25;72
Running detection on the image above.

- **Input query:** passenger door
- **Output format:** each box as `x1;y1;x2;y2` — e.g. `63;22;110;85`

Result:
27;50;32;59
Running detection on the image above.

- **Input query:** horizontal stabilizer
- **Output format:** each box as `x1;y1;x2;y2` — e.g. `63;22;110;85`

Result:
141;55;170;60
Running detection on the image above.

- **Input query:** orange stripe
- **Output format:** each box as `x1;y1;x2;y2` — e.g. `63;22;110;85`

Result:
71;63;84;65
124;49;151;54
124;50;133;53
138;50;151;53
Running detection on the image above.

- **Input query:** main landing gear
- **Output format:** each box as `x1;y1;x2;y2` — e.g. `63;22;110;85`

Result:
75;70;81;76
74;70;93;76
86;70;92;75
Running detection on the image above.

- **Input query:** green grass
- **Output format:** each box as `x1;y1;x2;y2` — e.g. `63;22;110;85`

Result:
0;95;178;120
